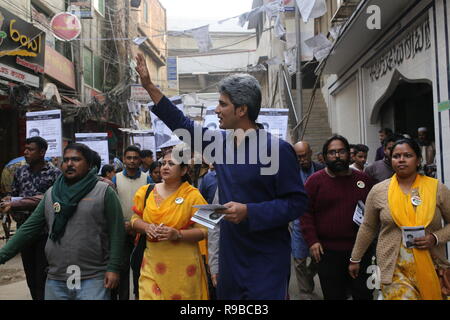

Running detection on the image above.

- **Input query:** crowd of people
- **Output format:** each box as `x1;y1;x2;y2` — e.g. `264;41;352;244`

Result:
0;54;448;301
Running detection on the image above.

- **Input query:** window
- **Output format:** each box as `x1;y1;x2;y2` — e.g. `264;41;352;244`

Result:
83;48;93;87
93;0;105;16
143;1;149;23
83;48;104;90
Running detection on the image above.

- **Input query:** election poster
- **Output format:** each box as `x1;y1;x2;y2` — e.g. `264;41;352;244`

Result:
26;110;62;157
75;133;109;168
130;130;156;154
257;108;289;140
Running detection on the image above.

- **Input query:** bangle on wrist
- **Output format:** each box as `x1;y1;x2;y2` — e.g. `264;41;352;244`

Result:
350;258;361;264
177;230;183;241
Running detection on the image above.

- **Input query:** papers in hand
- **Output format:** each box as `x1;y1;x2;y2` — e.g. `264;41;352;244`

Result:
191;204;227;229
353;200;365;226
401;226;425;248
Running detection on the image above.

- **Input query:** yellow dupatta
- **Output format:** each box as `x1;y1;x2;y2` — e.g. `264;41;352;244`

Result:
142;181;208;257
388;174;442;300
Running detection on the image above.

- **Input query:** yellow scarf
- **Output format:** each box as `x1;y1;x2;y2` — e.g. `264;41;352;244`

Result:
388;174;442;300
143;181;208;257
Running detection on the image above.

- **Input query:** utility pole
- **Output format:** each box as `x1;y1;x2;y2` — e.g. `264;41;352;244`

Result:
295;6;303;142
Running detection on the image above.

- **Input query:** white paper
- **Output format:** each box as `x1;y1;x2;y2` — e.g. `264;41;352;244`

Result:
130;131;156;155
257;108;289;140
11;197;23;202
193;204;228;210
401;226;425;248
203;106;221;131
75;133;109;169
191;208;226;230
296;0;327;23
133;36;147;45
274;14;286;39
263;0;284;21
189;25;213;53
304;33;333;62
353;200;365;226
26;110;62;158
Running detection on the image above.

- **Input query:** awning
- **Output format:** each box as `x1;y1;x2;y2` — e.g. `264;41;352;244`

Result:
61;95;81;106
322;0;421;75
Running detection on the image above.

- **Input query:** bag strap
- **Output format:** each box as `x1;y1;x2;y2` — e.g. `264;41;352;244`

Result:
143;183;155;210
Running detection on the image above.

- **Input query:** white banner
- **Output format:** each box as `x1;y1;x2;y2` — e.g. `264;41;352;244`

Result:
0;63;40;88
257;108;289;140
130;131;156;155
203;106;220;130
75;132;109;168
26;109;62;157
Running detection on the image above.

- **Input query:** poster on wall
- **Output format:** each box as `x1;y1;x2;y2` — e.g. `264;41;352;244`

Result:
203;106;220;130
130;131;156;155
26;110;62;157
150;96;184;149
75;133;109;168
257;108;289;140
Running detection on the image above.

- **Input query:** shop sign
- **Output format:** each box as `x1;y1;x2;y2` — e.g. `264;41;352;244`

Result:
50;12;81;41
0;7;46;76
45;45;76;89
0;62;39;87
368;19;431;82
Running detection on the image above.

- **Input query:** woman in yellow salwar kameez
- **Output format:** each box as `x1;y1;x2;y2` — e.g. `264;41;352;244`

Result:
349;138;450;300
131;149;209;300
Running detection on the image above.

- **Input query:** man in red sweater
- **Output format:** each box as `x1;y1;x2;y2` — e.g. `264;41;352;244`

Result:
300;135;374;300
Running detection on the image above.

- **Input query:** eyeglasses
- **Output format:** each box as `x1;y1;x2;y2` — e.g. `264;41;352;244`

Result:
327;149;348;157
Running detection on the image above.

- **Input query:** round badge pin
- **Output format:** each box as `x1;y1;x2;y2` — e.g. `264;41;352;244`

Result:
357;181;365;189
411;196;422;206
175;197;184;205
53;202;61;213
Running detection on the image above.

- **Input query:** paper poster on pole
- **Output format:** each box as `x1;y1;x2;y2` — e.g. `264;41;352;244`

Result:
130;131;156;154
203;106;220;130
75;133;109;167
26;110;62;158
257;108;289;140
150;96;184;149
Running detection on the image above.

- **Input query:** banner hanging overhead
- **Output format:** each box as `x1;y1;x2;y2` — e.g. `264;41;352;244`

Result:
130;131;156;155
26;110;62;158
257;108;289;140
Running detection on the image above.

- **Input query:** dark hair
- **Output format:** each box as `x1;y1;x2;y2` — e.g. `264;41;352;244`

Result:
101;164;115;177
25;136;48;151
149;161;160;174
322;134;350;158
64;143;94;167
162;149;192;184
391;138;422;170
379;128;393;136
354;144;369;154
124;145;141;156
382;134;402;148
140;149;154;158
92;151;101;171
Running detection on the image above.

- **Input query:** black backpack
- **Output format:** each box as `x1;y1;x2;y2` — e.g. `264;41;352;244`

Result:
130;184;155;273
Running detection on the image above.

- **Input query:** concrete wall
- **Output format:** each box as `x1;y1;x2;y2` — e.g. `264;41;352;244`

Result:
333;78;360;143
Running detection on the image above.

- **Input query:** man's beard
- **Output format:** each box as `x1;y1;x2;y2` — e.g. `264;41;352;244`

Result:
326;159;350;174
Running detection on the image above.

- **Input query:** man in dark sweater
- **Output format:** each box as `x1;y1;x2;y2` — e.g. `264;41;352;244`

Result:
364;135;399;184
300;135;374;300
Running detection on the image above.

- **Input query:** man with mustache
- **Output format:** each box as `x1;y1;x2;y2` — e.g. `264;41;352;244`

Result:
0;143;125;300
0;137;60;300
300;135;375;300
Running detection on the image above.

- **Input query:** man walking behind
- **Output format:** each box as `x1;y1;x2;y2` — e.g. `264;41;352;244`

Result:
292;141;324;299
112;145;152;300
0;143;125;300
301;135;374;300
0;137;60;300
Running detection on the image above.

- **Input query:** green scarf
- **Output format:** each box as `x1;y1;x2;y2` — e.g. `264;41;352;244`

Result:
50;168;99;243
